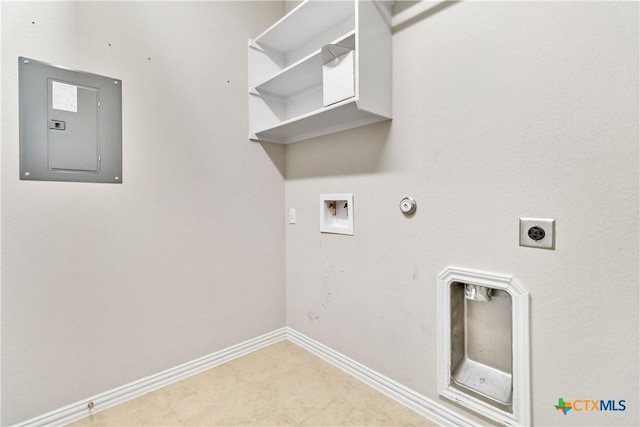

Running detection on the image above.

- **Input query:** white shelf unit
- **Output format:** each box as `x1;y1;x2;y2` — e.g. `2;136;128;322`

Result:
248;0;392;144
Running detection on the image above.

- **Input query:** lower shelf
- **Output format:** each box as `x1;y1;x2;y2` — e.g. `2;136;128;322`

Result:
251;99;390;144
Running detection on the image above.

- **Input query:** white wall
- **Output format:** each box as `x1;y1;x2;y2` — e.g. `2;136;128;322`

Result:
1;1;285;424
2;1;638;426
285;1;639;426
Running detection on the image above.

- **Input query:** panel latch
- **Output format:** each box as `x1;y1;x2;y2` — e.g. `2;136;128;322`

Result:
48;120;66;131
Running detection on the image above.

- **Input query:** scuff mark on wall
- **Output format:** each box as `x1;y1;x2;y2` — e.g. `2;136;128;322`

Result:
412;266;420;281
307;278;335;322
307;310;320;322
306;245;343;323
321;291;332;309
306;240;353;323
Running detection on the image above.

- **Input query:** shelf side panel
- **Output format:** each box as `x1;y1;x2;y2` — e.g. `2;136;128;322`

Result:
248;40;284;87
249;93;286;139
355;0;392;118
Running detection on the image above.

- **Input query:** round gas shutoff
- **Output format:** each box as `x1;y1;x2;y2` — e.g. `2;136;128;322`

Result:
400;197;417;215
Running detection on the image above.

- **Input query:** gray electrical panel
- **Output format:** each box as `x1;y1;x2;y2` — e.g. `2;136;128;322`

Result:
19;57;122;183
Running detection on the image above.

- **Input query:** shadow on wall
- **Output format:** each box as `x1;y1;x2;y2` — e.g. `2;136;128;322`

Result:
285;120;391;180
260;142;286;179
393;1;461;33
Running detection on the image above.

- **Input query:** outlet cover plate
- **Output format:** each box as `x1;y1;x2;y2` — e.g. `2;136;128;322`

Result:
519;218;555;250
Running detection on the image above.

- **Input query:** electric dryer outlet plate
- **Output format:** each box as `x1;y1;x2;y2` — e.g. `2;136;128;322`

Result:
519;218;555;250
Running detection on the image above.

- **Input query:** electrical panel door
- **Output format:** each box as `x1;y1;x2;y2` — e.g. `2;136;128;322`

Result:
19;57;122;183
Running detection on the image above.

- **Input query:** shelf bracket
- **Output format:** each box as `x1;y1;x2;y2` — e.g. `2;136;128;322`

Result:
248;39;264;52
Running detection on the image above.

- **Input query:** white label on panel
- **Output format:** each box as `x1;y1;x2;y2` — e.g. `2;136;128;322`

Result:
52;81;77;112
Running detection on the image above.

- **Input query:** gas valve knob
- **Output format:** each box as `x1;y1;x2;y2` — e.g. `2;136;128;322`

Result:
399;197;417;215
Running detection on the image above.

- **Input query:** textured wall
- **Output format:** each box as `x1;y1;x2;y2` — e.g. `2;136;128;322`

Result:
2;1;638;426
1;2;285;424
285;2;639;426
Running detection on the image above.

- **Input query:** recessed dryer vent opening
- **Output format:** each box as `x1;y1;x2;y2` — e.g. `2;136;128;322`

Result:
438;267;530;426
450;282;513;412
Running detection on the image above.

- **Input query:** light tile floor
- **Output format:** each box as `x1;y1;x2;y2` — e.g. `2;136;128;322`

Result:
68;341;439;426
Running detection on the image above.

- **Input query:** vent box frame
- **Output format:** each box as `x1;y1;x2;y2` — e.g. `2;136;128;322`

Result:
437;266;531;426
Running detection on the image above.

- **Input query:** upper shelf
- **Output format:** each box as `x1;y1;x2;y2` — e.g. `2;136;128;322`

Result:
253;31;356;99
255;0;354;58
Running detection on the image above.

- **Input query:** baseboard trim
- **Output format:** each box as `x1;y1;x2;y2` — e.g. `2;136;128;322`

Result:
14;327;475;427
286;328;478;427
12;328;288;427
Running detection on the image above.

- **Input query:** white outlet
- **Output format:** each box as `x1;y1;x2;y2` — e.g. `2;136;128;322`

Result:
519;218;555;250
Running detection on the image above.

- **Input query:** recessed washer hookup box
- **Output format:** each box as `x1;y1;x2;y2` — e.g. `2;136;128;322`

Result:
19;57;122;184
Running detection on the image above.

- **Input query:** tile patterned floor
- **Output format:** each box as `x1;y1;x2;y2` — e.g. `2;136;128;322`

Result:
68;341;438;426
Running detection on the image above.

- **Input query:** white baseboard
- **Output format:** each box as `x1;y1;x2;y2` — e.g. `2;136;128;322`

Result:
12;328;288;427
286;328;478;427
13;327;475;427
